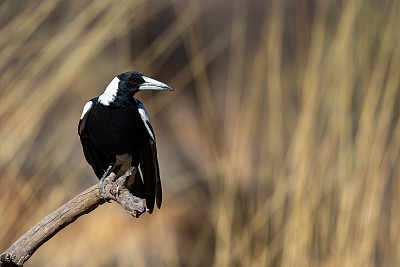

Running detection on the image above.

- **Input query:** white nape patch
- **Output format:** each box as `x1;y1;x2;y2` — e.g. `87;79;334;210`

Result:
98;77;120;105
136;100;155;140
80;101;93;119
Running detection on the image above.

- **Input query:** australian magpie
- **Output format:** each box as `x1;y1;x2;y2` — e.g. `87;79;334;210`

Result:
78;71;173;213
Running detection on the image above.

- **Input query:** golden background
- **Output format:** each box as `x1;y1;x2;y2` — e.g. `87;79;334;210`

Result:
0;0;399;266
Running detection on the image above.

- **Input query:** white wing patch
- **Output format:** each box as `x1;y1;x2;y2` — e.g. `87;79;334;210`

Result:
136;100;155;141
79;100;93;135
98;76;120;106
80;101;93;119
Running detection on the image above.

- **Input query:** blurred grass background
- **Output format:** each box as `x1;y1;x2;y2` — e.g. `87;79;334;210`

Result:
0;0;399;266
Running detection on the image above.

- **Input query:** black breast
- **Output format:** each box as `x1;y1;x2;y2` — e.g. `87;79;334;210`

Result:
86;101;146;157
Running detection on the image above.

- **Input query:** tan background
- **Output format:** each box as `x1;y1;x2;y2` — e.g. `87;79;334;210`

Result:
0;0;399;266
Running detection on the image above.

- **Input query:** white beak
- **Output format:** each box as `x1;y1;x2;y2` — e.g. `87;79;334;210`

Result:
139;76;174;91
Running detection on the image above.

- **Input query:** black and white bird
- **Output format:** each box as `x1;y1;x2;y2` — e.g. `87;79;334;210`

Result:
78;71;173;213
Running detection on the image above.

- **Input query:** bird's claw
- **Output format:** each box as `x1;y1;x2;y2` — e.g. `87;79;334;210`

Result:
109;184;120;199
98;178;111;202
116;185;120;196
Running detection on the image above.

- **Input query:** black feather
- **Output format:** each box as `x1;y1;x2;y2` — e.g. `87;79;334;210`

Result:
140;139;156;213
80;131;112;178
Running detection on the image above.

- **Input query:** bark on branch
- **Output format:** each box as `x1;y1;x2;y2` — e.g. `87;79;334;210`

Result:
0;170;146;267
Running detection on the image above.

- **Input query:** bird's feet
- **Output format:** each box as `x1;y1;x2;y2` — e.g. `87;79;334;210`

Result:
110;167;148;218
110;166;136;199
97;166;148;218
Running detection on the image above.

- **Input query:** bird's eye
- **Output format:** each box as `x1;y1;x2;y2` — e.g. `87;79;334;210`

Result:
130;80;137;85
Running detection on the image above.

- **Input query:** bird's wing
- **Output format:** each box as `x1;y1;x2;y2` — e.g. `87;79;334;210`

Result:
137;100;162;213
78;99;110;178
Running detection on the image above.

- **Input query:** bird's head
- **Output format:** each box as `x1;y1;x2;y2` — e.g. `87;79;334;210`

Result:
118;71;173;94
99;71;173;106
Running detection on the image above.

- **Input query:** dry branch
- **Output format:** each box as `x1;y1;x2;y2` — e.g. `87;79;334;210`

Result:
0;170;146;267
